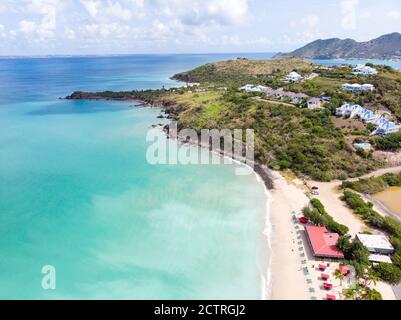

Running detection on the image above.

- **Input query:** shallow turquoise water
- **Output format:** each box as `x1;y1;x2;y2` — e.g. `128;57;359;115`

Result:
0;55;269;299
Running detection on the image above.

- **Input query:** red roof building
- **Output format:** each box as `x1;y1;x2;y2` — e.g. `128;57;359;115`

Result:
305;226;344;259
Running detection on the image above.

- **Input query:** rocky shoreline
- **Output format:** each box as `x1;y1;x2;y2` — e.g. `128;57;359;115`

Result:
163;123;275;190
65;90;275;189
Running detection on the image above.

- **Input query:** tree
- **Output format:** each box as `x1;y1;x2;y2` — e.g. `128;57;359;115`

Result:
334;269;345;286
343;283;361;300
343;283;383;300
374;263;401;284
361;287;383;300
361;268;380;287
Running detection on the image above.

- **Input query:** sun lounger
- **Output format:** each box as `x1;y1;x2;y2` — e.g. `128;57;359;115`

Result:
323;283;333;290
321;273;330;280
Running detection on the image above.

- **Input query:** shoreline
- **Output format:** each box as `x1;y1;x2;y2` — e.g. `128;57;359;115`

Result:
164;125;312;300
365;194;401;222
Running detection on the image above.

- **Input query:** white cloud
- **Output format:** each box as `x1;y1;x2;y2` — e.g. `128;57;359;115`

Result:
221;34;272;47
64;28;76;40
83;22;131;40
81;0;136;22
340;0;359;30
0;4;8;13
0;24;6;38
18;0;62;39
155;0;249;26
387;10;401;19
81;0;99;17
360;10;371;19
19;20;36;33
301;14;319;28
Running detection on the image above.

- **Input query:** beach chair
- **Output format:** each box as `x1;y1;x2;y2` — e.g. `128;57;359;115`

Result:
321;273;330;281
323;283;333;290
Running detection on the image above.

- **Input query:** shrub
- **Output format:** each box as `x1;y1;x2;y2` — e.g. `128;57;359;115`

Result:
305;199;349;235
374;263;401;285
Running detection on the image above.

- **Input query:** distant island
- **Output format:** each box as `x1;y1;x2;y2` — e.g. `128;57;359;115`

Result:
274;33;401;60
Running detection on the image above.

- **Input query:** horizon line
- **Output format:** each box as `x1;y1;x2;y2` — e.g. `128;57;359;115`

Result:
0;51;279;59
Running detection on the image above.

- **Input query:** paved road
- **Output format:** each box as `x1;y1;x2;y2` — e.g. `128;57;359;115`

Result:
392;284;401;300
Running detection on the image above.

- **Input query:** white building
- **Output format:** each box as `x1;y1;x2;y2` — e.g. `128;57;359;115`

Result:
361;84;375;92
239;84;262;92
307;98;323;110
353;64;378;76
356;233;394;255
285;71;302;83
368;254;392;264
336;103;400;135
341;83;375;93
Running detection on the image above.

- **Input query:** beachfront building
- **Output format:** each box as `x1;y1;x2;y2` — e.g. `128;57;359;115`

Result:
305;226;345;259
356;233;394;255
285;71;302;83
307;98;324;110
336;103;400;135
353;64;378;76
341;83;375;93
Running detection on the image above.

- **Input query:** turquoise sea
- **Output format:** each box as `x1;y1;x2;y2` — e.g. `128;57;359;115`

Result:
1;54;400;300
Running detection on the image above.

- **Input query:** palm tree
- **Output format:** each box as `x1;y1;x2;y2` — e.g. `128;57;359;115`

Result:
360;287;383;300
343;283;383;300
334;269;345;286
362;269;379;287
343;283;362;300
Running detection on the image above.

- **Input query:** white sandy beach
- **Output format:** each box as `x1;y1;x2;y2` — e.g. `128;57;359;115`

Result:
268;171;311;300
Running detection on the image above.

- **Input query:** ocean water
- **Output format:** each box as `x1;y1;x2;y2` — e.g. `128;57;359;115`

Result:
0;54;272;300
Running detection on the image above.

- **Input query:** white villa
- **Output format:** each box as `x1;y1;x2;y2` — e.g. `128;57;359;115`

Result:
336;103;400;135
353;64;378;76
239;84;263;92
341;83;375;93
307;98;324;110
285;71;302;83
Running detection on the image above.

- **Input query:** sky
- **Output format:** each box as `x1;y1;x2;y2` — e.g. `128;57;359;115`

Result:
0;0;400;55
